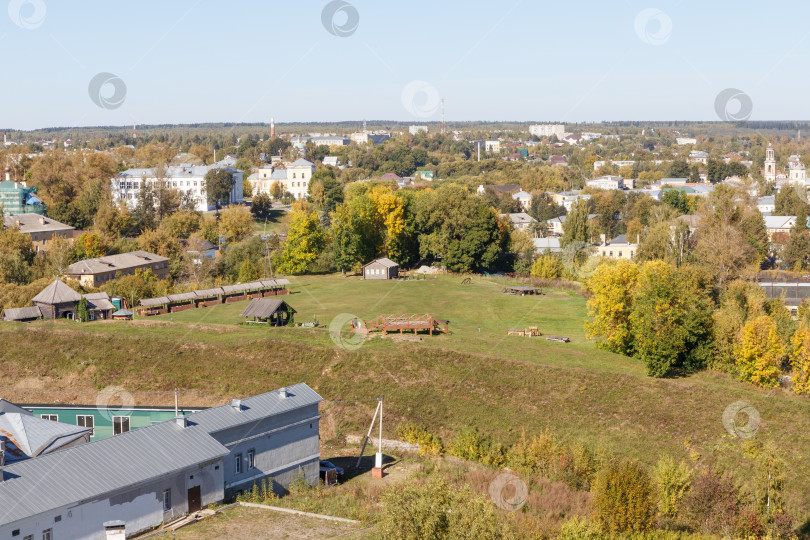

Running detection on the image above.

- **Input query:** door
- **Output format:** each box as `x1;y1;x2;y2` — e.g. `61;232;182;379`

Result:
187;485;201;513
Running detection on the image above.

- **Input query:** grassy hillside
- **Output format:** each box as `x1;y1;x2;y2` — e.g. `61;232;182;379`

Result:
2;274;809;517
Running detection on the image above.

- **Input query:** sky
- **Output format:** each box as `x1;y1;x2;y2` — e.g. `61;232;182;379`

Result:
1;0;809;130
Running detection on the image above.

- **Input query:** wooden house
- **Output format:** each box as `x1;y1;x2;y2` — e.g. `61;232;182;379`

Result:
241;298;296;326
362;258;399;280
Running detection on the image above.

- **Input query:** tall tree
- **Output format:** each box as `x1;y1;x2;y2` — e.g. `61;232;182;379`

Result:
276;210;327;274
204;168;234;214
561;199;591;247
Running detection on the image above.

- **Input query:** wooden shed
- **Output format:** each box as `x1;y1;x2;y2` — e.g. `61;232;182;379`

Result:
241;298;296;326
362;258;399;280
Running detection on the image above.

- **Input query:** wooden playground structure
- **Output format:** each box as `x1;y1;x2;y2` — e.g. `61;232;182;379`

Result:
363;313;449;336
507;326;542;337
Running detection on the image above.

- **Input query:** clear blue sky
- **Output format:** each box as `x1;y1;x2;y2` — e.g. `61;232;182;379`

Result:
1;0;808;130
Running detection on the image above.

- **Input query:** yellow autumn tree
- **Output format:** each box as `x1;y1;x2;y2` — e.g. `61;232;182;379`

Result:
369;185;405;239
585;258;639;355
790;325;810;395
735;315;784;387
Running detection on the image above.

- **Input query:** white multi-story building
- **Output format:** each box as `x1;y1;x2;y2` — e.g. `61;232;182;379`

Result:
788;154;807;185
248;159;316;201
485;140;501;153
676;137;697;145
112;158;243;212
409;125;428;135
586;175;625;190
529;124;565;139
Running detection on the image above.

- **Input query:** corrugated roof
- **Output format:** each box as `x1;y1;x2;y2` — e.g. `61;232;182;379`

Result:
82;292;110;301
221;283;250;293
187;382;321;435
194;288;223;297
0;399;32;416
0;421;229;525
31;279;81;305
167;292;197;302
86;298;115;311
3;214;74;234
240;299;295;319
67;251;169;276
2;306;43;321
139;296;170;307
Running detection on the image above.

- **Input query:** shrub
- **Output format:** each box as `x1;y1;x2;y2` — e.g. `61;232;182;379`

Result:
592;460;656;535
377;478;508;540
396;422;444;457
680;467;740;535
557;516;602;540
654;456;693;518
447;427;505;467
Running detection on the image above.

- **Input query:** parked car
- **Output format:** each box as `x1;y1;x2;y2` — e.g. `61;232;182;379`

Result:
319;460;344;477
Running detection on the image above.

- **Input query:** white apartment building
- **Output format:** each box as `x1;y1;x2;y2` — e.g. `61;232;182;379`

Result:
112;158;243;212
529;124;565;139
409;125;428;135
485;140;501;153
586;175;625;190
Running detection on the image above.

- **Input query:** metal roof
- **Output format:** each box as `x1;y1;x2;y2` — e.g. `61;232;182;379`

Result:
187;382;321;435
82;292;110;301
362;258;399;269
2;306;43;321
194;288;223;297
0;421;229;525
31;279;81;305
0;413;90;462
86;298;115;311
67;251;169;276
167;292;197;302
139;296;170;307
3;214;74;234
0;399;32;416
240;299;295;319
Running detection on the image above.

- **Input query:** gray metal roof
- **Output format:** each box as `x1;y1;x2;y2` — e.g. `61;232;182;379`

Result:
67;251;169;276
221;283;250;293
187;382;321;435
3;214;74;234
0;413;90;462
31;279;81;305
2;306;43;321
167;292;197;302
194;288;223;297
139;296;170;307
0;399;32;416
0;420;229;525
82;292;110;301
240;299;295;319
86;298;115;311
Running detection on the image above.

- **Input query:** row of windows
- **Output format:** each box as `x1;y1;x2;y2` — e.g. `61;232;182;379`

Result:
41;414;129;436
119;180;200;189
91;263;167;283
12;527;51;539
366;267;386;275
234;449;256;474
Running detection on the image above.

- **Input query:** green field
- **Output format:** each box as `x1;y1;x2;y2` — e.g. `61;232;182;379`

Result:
2;274;810;518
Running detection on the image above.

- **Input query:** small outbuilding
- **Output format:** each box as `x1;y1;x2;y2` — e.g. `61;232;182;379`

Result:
362;257;399;280
1;306;43;323
111;309;134;320
241;298;296;326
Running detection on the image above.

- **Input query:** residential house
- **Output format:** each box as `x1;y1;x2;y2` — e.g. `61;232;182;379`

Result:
757;195;776;214
598;234;638;260
550;191;592;212
112;158;243;212
362;258;399;280
511;190;532;210
586;175;625;190
4;213;75;252
31;279;82;319
285;159;316;200
67;251;170;287
550;155;569;167
562;134;582;145
477;184;521;196
688;151;709;165
764;216;797;239
322;156;339;167
501;212;537;232
533;237;562;254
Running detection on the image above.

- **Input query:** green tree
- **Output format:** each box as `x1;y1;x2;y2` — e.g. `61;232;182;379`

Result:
76;297;90;323
276;210;327;274
204;168;234;213
218;205;254;243
654;455;693;518
630;261;714;377
250;192;273;220
160;209;202;240
561;199;591;247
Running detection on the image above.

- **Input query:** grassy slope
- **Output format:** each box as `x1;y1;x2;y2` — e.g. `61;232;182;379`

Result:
2;275;809;515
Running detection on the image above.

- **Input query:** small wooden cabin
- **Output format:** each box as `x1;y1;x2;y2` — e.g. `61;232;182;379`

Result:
362;258;399;280
241;299;296;326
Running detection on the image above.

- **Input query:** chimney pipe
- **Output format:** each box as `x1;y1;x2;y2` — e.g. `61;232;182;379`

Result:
278;387;288;399
231;399;242;411
174;416;187;428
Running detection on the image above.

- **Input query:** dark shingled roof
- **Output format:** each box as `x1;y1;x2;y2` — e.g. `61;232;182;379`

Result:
241;298;295;319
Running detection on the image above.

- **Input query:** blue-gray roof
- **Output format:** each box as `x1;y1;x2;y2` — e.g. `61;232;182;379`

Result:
118;159;241;179
187;382;322;435
0;420;229;525
0;413;90;462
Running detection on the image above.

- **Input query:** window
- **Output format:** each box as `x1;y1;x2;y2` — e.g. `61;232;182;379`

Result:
235;453;243;474
42;530;52;540
113;416;130;435
247;449;255;470
11;530;19;537
41;414;58;422
77;415;94;437
24;536;32;540
163;489;171;511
